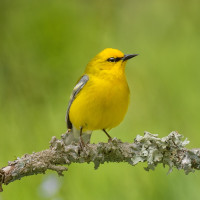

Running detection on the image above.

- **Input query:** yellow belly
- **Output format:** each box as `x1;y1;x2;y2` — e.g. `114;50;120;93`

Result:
69;75;130;131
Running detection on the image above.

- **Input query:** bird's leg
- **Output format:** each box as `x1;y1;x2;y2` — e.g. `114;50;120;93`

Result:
79;127;85;148
102;129;112;142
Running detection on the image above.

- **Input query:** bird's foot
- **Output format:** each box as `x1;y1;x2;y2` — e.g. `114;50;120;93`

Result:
78;137;86;150
102;129;113;143
108;137;113;143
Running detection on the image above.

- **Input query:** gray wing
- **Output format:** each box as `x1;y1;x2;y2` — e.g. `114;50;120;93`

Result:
66;75;89;129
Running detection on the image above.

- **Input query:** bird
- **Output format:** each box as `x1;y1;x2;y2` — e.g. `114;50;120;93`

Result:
66;48;138;145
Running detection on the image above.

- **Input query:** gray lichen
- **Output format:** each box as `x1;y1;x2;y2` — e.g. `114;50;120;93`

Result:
0;131;199;192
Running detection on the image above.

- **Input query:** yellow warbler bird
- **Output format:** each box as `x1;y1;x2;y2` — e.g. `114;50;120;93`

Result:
66;48;138;143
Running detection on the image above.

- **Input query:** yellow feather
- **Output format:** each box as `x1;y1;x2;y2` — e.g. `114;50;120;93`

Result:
68;48;137;133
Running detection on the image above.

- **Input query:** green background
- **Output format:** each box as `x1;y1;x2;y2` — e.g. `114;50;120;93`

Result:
1;0;200;199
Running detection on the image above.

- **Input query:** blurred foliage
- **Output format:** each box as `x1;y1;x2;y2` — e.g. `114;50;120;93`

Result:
0;0;200;199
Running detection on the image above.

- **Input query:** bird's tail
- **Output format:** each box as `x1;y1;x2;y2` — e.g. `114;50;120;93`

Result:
63;126;92;145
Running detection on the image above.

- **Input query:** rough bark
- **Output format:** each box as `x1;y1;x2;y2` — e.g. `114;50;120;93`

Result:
0;131;199;192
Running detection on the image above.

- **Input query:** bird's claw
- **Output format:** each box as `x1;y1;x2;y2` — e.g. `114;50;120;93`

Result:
108;137;113;143
78;137;86;150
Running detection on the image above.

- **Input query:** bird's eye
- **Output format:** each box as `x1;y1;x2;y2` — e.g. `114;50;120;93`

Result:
107;57;116;62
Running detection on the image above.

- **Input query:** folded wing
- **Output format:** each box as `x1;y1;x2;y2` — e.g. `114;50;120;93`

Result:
66;75;89;129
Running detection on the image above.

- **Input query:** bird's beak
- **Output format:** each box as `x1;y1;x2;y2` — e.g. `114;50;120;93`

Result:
122;54;138;61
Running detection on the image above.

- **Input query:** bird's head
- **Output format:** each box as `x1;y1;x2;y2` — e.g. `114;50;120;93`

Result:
85;48;138;76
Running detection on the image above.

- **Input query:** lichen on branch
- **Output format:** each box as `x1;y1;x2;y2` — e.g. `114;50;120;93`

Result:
0;131;199;192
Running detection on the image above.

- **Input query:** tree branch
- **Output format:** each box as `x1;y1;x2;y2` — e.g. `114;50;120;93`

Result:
0;131;199;192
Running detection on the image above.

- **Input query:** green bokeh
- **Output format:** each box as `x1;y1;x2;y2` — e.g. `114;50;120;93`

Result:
1;0;200;199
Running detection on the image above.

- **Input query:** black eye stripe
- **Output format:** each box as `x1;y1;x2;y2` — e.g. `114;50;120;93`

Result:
107;57;122;62
115;57;122;62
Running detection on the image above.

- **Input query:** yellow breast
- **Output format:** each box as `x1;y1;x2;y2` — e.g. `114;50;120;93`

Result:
69;74;130;131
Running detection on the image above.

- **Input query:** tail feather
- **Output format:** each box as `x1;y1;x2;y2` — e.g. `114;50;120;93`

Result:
63;126;92;145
